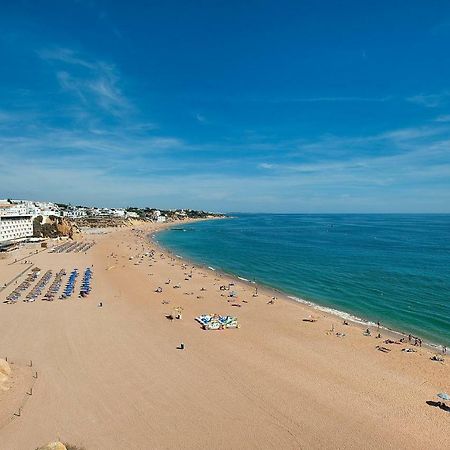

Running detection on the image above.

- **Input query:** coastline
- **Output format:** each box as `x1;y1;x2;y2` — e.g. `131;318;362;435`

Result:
0;220;448;449
153;220;446;351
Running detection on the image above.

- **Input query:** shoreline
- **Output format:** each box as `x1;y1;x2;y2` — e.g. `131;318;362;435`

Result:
1;220;448;449
152;220;447;351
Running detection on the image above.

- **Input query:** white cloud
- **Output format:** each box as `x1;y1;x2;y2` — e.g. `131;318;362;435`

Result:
252;124;450;201
39;47;130;115
195;113;207;123
251;96;392;104
406;91;450;108
0;111;14;122
434;114;450;122
258;163;274;169
37;47;97;69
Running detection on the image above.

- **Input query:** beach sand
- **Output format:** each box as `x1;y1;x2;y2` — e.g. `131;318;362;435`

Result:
0;221;448;449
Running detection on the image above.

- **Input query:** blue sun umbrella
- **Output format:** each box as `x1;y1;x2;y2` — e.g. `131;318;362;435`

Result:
437;393;450;401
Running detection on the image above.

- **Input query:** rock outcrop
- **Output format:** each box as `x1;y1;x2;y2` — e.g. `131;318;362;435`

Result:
0;358;11;391
33;216;81;240
74;216;144;228
36;442;67;450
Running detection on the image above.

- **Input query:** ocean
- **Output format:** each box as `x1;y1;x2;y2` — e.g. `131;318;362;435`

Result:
156;214;450;346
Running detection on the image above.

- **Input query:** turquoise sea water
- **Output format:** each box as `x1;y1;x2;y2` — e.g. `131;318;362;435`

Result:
157;214;450;346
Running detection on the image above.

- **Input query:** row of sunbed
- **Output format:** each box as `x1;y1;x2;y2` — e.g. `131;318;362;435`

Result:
51;241;95;254
42;269;66;301
4;266;95;304
61;269;79;298
4;269;41;304
24;270;53;302
79;267;93;297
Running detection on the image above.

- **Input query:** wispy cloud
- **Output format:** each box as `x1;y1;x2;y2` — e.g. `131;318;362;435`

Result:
245;95;392;104
434;114;450;122
38;47;130;116
406;91;450;108
38;47;97;69
0;43;449;212
0;111;14;122
195;113;207;123
257;123;450;192
278;96;392;103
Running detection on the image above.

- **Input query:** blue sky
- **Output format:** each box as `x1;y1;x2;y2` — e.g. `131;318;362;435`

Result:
1;0;450;212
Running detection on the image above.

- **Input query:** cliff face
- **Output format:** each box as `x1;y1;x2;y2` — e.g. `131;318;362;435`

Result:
33;216;81;239
73;216;144;228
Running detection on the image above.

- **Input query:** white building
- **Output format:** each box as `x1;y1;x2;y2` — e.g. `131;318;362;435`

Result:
0;200;34;243
151;210;166;222
33;201;61;217
65;208;88;219
11;199;61;219
175;209;187;218
126;211;140;219
111;208;126;217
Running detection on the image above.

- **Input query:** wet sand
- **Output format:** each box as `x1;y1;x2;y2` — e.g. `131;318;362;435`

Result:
0;221;448;449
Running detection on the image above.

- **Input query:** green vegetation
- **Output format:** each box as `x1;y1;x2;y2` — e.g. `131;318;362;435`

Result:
32;215;43;237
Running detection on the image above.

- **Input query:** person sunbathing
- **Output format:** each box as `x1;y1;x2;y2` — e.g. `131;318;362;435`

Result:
303;317;317;323
376;345;391;353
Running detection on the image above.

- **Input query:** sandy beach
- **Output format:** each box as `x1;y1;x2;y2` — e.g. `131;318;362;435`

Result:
0;220;448;450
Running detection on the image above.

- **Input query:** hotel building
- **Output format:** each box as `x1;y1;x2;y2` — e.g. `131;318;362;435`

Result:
0;201;34;243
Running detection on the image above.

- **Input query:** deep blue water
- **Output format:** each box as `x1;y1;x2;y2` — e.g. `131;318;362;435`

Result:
157;214;450;346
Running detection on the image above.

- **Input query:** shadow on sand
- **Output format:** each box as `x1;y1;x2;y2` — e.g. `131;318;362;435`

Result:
426;401;450;412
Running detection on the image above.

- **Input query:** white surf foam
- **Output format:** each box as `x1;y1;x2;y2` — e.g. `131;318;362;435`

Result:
287;295;376;326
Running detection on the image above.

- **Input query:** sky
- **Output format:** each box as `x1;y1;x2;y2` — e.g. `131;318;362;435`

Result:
1;0;450;212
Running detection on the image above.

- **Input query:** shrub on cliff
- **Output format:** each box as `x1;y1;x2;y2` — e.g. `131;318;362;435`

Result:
33;216;43;237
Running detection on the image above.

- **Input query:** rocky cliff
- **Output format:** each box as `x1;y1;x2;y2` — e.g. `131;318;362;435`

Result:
33;216;81;239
